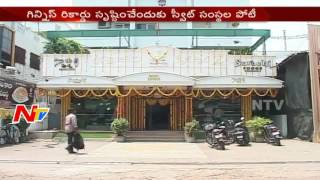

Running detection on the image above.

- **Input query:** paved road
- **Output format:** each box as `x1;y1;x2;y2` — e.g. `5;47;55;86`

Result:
0;139;320;179
1;162;320;180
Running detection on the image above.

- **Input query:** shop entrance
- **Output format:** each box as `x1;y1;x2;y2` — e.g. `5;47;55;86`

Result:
146;103;170;130
119;96;192;131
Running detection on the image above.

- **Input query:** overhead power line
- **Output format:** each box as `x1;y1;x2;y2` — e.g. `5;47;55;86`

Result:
270;34;308;40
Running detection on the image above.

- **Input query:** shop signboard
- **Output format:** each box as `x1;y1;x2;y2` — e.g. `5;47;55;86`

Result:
0;77;35;108
42;48;277;77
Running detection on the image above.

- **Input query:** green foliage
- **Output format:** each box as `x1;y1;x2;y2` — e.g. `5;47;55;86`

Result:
193;130;206;139
111;118;129;136
2;114;13;125
184;119;200;137
16;119;30;131
246;116;272;134
44;37;90;54
80;132;113;138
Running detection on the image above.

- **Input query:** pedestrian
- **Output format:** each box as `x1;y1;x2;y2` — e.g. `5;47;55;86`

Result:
64;108;78;153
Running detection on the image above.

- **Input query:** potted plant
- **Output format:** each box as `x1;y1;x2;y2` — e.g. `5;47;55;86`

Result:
246;116;272;142
111;118;129;142
184;119;200;143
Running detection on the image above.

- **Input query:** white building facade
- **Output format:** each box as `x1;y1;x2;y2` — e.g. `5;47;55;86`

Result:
38;46;282;131
0;22;48;130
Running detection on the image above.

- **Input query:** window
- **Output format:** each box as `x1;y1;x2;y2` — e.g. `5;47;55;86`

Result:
2;28;12;54
30;53;40;70
14;46;26;65
136;23;156;30
1;51;10;64
114;23;130;29
193;97;241;126
0;27;13;65
98;22;129;29
71;97;117;130
98;22;111;29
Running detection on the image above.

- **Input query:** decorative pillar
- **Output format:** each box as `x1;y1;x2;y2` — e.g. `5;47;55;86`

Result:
116;96;126;119
170;99;173;130
185;96;193;124
60;90;71;130
127;96;146;131
241;95;252;121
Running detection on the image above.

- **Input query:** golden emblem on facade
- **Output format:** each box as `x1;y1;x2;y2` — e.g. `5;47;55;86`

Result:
146;48;168;64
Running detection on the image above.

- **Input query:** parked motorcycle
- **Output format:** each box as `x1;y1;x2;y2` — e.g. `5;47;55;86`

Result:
263;123;282;146
0;123;20;144
220;119;235;145
204;123;226;150
233;117;250;146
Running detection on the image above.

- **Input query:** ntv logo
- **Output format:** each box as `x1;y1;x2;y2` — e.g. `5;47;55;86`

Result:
252;99;284;111
12;105;49;124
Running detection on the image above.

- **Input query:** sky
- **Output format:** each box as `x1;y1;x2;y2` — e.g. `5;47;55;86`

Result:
249;0;319;53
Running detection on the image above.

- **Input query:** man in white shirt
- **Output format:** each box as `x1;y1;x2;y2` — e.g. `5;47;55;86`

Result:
64;108;78;153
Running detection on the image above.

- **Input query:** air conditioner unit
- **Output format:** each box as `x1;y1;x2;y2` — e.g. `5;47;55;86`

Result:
5;66;16;75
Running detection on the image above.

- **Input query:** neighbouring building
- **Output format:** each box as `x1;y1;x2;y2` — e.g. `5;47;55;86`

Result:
277;52;313;141
0;22;47;130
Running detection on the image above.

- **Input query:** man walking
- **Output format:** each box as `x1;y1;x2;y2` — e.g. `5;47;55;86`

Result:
65;108;78;153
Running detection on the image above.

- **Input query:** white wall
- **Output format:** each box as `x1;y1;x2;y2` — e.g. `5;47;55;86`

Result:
71;0;250;48
42;48;277;77
0;22;47;83
13;23;46;83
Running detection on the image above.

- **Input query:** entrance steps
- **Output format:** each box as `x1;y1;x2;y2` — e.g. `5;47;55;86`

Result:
126;131;185;142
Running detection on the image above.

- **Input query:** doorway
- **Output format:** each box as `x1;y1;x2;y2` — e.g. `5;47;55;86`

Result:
146;103;170;130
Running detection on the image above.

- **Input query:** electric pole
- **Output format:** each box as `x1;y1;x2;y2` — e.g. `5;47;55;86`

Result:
283;30;287;51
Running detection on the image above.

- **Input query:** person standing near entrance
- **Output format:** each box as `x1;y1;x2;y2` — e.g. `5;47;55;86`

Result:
65;108;78;153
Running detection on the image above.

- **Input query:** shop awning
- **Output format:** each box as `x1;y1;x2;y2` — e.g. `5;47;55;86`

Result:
113;72;195;86
195;76;283;89
37;75;116;89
